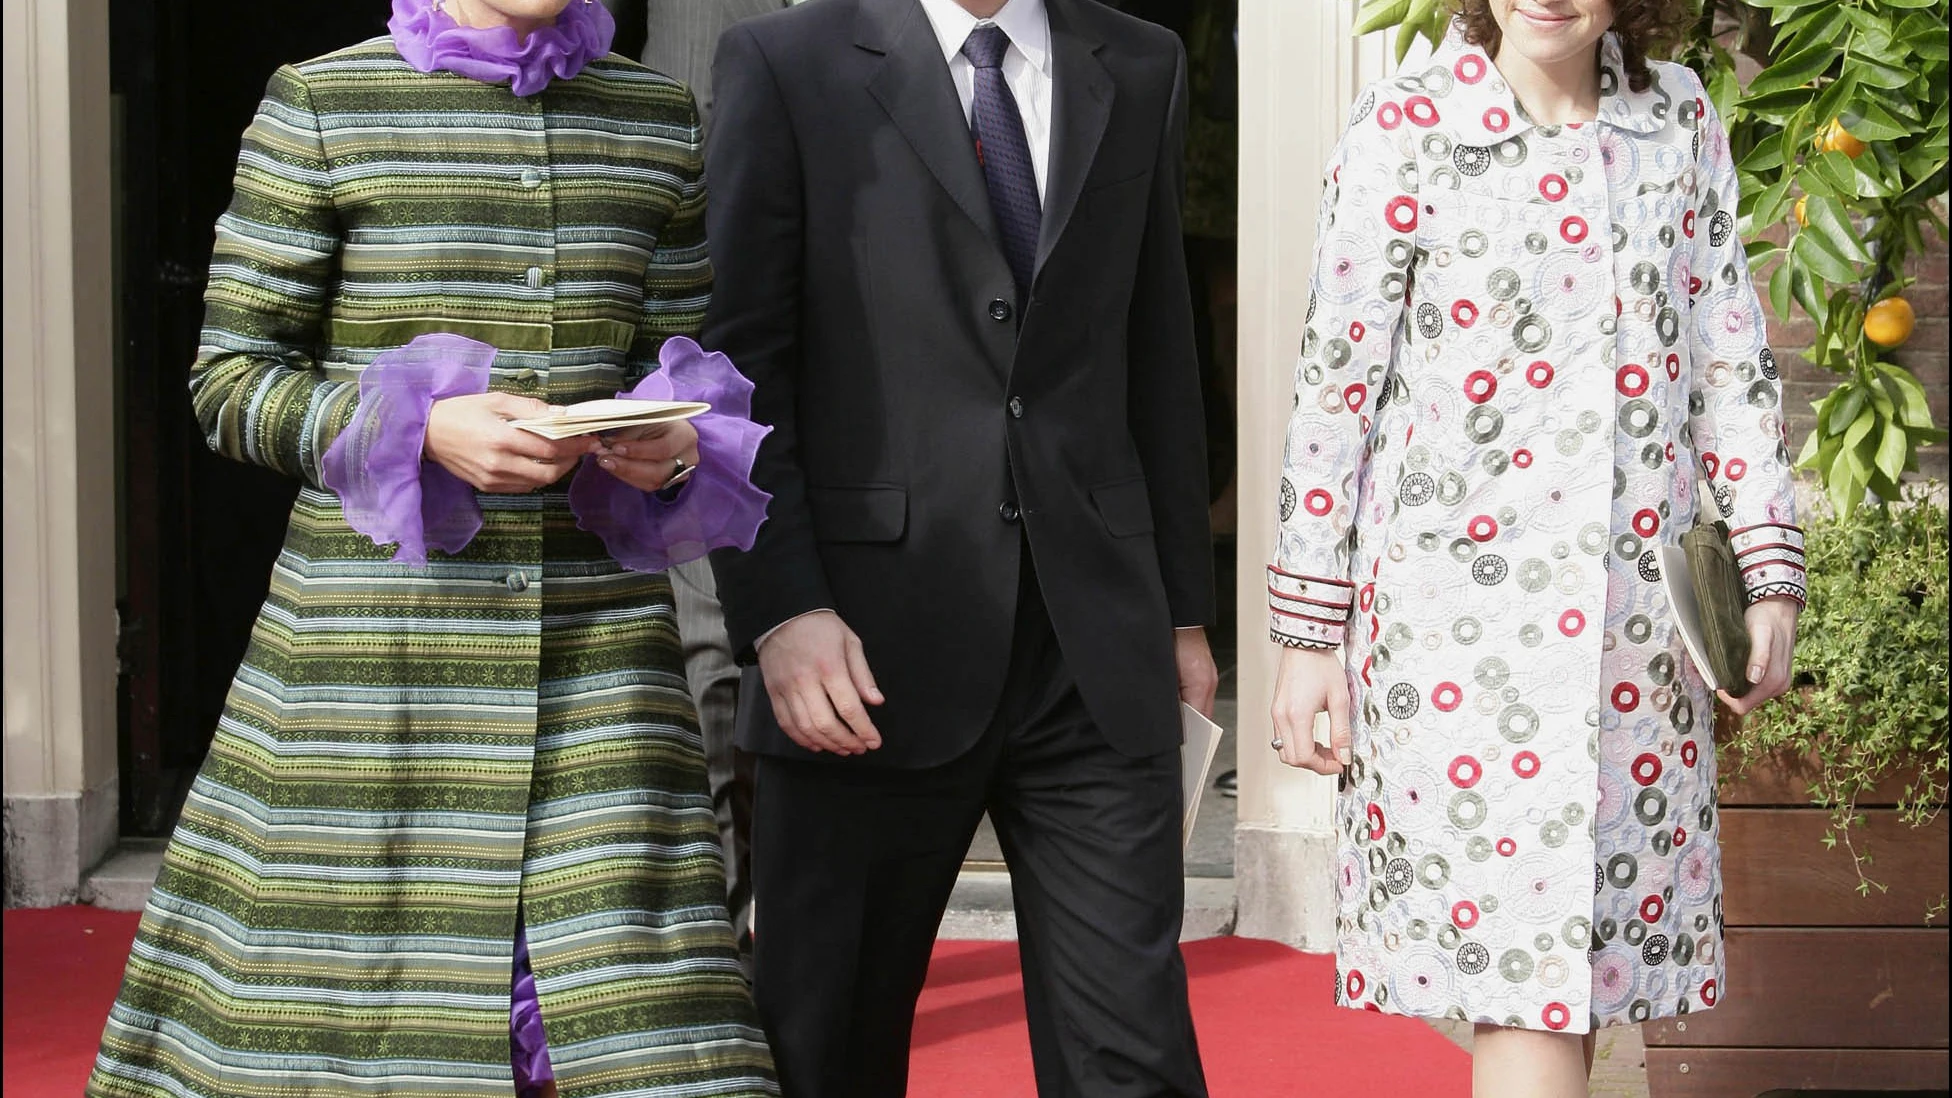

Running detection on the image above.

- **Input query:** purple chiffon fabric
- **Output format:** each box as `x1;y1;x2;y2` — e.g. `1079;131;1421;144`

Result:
320;333;495;566
511;922;556;1095
388;0;615;97
570;337;775;573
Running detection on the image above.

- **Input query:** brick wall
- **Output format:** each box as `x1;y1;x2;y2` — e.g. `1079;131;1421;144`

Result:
1763;220;1951;486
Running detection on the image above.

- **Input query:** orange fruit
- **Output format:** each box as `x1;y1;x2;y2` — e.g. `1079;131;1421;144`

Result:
1863;297;1915;348
1818;118;1867;159
1795;196;1808;227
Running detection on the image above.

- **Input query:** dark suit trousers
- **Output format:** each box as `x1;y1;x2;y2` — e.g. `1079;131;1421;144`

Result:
750;549;1208;1098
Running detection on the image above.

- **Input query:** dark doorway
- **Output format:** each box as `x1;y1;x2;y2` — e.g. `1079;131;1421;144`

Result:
111;3;392;837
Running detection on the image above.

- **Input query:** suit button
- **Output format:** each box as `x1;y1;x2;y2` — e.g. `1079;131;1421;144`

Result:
519;167;544;188
989;298;1012;322
506;572;530;593
514;367;538;384
997;501;1021;523
525;266;544;289
1008;396;1024;419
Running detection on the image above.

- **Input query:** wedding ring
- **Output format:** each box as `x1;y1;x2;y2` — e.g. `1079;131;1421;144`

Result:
1270;738;1285;751
667;456;697;487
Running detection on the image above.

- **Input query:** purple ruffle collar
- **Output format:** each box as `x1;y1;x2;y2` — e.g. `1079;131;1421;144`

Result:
388;0;615;97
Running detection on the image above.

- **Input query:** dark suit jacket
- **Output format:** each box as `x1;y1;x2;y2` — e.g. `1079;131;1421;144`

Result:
704;0;1213;768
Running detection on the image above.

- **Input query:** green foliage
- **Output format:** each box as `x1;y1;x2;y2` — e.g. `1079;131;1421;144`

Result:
1353;0;1951;515
1725;492;1950;912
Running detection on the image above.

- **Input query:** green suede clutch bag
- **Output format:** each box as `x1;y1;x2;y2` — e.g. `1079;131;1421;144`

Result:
1680;519;1753;699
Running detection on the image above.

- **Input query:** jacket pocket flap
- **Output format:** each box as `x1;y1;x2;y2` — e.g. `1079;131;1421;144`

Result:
809;485;908;543
1089;478;1154;538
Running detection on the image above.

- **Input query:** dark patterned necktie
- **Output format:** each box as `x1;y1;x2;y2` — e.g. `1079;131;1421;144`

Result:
961;24;1042;299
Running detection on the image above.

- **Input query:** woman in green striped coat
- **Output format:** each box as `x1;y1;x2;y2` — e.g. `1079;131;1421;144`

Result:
87;2;776;1095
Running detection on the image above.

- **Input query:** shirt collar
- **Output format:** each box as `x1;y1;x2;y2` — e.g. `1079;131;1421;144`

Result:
915;0;1053;77
1423;25;1670;145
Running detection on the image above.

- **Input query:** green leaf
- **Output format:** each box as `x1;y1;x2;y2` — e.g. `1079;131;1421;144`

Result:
1740;85;1819;123
1794;231;1864;284
1353;0;1411;36
1790;261;1831;324
1745;238;1784;265
1878;365;1938;430
1825;452;1864;516
1871;0;1940;8
1741;139;1787;174
1875;420;1910;482
1750;42;1843;96
1744;172;1796;224
1805;195;1874;262
1829;383;1867;437
1903;26;1952;62
1769;256;1796;317
1811;72;1864;131
1842;101;1915;142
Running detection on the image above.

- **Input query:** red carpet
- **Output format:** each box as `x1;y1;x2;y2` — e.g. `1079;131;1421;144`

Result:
7;908;1467;1096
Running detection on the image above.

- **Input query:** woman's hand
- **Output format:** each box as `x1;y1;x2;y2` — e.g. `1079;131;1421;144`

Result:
1717;596;1801;716
1271;644;1354;774
424;393;599;493
594;420;701;493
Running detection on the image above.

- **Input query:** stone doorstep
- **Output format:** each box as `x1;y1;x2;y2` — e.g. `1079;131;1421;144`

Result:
937;870;1239;943
81;840;167;913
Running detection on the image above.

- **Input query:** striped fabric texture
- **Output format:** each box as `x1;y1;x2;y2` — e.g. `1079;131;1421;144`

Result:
88;38;776;1098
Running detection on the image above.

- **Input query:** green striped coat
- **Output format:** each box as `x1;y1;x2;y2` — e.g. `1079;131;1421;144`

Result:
88;38;777;1098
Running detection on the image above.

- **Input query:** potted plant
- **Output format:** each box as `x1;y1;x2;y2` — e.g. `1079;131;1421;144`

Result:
1641;493;1949;1096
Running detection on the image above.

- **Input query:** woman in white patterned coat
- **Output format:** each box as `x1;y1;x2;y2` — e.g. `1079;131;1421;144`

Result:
1267;3;1806;1094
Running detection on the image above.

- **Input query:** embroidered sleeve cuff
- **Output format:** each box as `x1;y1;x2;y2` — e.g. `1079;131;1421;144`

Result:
1268;565;1353;649
1730;522;1807;607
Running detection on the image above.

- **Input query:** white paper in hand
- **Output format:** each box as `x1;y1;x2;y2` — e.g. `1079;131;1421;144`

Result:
509;398;711;440
1657;544;1722;692
1180;703;1224;849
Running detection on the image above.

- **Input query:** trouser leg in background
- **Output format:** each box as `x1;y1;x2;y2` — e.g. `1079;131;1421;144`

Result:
989;559;1208;1098
671;558;755;955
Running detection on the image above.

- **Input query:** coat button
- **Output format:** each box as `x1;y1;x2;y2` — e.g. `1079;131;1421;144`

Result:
1008;396;1024;419
506;572;530;593
520;168;543;188
525;267;544;289
997;501;1021;523
989;298;1012;322
514;367;538;384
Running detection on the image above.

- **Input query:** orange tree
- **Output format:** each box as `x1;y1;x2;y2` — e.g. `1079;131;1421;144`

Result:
1356;0;1950;514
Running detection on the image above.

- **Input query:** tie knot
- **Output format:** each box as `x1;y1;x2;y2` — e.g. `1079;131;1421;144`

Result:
960;24;1011;70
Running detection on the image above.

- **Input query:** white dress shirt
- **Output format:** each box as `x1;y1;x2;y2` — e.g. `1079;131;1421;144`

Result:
915;0;1053;202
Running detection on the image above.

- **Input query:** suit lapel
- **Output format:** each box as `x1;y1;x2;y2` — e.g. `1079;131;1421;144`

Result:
860;0;1001;247
1034;0;1112;278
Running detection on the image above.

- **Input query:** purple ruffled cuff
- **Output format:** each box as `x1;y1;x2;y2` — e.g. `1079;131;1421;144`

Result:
569;336;774;574
320;333;495;566
511;922;555;1095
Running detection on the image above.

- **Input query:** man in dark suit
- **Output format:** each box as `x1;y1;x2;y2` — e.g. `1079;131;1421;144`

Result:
704;0;1216;1093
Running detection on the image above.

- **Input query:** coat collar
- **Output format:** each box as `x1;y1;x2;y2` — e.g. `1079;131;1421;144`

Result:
1416;25;1673;146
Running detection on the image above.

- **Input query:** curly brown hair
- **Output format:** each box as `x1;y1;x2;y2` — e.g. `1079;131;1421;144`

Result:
1450;1;1693;93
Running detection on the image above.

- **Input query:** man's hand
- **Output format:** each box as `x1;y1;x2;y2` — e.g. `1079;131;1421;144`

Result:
756;611;886;755
424;393;599;494
1270;644;1352;775
1717;596;1801;716
1175;628;1219;719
